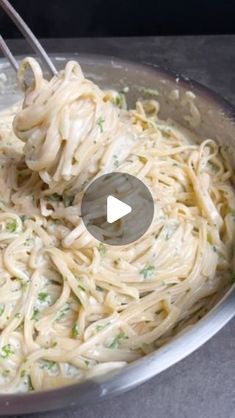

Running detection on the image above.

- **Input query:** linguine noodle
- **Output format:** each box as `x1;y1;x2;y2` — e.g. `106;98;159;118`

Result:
0;57;233;392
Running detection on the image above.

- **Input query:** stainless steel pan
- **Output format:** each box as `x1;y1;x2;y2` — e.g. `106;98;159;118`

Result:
0;53;234;415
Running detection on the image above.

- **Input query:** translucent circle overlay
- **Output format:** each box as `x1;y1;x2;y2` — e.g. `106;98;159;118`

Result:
81;172;154;246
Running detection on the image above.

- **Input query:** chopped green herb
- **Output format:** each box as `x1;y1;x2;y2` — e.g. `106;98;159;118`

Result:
24;237;33;247
20;369;26;378
16;278;28;291
6;220;17;233
139;265;155;279
164;222;179;240
96;323;109;332
41;360;57;371
161;130;171;138
72;324;80;338
28;376;34;391
14;312;21;319
56;304;70;321
96;285;104;292
84;360;90;367
97;116;105;133
1;344;14;358
112;94;124;108
51;341;57;348
75;277;86;291
107;332;128;349
98;243;107;256
38;292;48;302
0;305;4;316
31;308;39;321
113;154;119;168
208;161;217;173
138;155;147;164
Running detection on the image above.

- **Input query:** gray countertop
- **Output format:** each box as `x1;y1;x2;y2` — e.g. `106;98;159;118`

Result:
3;35;235;418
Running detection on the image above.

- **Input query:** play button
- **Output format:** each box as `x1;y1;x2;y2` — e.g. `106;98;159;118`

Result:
107;196;132;224
81;172;154;246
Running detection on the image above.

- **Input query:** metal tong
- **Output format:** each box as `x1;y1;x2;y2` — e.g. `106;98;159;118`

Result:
0;0;57;76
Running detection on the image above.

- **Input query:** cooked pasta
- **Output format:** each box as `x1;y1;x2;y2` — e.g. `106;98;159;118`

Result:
0;57;233;393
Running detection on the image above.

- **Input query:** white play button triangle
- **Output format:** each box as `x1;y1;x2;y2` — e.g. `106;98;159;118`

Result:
107;195;132;224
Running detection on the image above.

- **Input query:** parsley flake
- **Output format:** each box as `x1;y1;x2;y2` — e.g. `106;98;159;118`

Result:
97;116;105;133
1;344;14;358
107;332;128;349
96;322;109;332
98;243;107;256
41;360;57;371
6;220;17;233
72;324;80;338
138;155;147;164
56;304;70;321
75;276;86;291
112;94;124;108
139;265;155;279
31;308;39;321
38;292;48;302
113;154;119;168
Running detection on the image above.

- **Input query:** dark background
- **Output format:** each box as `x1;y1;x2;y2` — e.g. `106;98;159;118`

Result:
0;0;235;38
